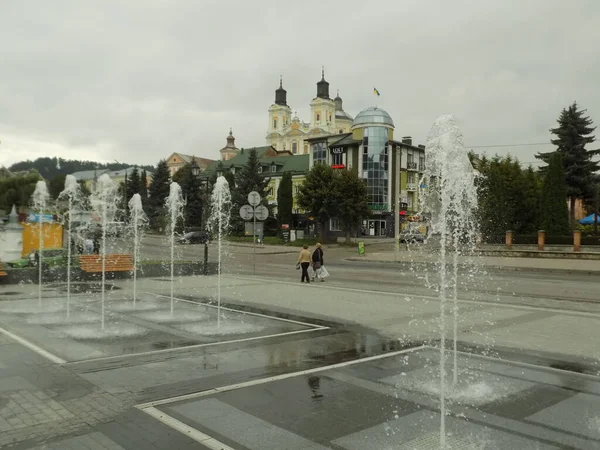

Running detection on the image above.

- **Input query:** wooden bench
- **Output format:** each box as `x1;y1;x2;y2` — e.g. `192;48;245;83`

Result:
79;254;134;273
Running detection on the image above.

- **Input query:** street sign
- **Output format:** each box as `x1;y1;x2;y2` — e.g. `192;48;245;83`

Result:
254;205;269;221
248;191;261;207
239;205;254;220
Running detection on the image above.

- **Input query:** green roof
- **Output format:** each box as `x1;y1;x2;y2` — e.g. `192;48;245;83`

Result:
203;148;309;178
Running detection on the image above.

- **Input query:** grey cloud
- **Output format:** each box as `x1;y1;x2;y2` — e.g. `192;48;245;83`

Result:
1;0;599;168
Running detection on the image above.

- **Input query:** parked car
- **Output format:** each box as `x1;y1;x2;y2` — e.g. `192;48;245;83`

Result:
177;231;210;245
399;230;426;244
6;249;68;268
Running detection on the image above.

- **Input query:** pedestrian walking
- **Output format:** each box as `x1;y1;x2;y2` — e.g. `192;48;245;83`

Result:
311;243;324;282
297;244;312;283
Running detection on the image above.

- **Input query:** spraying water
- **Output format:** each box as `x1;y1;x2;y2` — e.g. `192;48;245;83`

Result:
166;182;184;316
90;174;119;330
207;176;232;328
31;181;50;307
419;115;478;449
128;193;148;306
58;175;82;318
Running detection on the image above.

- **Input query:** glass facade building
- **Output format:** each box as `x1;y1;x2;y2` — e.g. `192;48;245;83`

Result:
312;142;327;165
362;127;389;209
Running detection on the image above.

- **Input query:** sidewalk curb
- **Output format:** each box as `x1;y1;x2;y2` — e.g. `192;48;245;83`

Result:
344;257;600;276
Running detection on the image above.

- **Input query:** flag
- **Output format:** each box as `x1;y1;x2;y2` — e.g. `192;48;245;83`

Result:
373;87;380;97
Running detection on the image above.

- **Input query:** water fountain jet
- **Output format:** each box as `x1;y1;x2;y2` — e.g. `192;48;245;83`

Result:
128;193;148;307
31;181;50;308
58;175;82;318
166;182;184;316
90;174;119;330
419;114;478;448
207;176;232;328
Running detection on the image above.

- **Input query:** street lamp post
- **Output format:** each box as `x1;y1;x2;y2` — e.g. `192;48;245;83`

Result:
191;159;210;274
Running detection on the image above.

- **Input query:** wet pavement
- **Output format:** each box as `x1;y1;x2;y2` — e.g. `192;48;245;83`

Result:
1;274;600;449
152;347;600;449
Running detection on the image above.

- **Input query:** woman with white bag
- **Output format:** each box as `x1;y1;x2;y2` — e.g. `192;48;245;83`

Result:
311;243;329;282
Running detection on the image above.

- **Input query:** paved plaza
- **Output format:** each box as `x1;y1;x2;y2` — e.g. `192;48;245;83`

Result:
1;250;600;448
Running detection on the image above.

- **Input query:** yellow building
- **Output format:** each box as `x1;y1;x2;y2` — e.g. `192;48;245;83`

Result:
266;70;354;155
166;153;214;178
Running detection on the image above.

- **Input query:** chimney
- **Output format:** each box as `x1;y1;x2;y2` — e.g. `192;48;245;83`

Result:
402;136;412;145
418;144;425;149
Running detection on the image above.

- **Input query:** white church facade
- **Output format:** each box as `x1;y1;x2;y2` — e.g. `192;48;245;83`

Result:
266;70;354;155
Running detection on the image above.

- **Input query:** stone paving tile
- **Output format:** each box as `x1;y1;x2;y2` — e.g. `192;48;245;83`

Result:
26;431;127;450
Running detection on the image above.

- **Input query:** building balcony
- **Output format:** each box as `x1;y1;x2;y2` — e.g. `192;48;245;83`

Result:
406;183;417;192
407;162;418;171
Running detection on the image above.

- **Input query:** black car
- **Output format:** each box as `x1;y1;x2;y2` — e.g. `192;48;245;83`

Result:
177;231;210;244
399;230;426;244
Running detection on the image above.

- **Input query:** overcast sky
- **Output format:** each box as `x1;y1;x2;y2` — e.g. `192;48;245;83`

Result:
1;0;599;170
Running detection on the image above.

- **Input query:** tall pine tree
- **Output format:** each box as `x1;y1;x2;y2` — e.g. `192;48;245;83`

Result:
127;167;141;200
332;169;370;243
277;171;293;227
178;163;203;229
297;164;336;241
231;149;269;234
147;160;171;231
536;102;599;229
140;169;149;213
539;153;570;235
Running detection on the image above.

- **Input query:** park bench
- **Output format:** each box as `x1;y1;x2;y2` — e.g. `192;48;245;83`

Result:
79;254;134;273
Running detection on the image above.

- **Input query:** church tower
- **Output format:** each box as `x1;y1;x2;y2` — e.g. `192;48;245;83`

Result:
268;77;292;135
310;68;336;130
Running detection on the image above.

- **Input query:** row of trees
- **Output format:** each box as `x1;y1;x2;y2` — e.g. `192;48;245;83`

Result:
476;102;599;237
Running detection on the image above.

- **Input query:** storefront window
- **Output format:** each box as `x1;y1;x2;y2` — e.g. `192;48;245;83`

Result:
362;127;389;209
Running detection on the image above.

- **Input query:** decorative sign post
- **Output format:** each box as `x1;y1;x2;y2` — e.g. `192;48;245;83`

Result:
240;191;269;274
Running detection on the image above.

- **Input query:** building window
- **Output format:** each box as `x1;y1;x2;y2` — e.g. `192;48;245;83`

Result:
312;142;327;165
271;165;277;173
332;152;343;166
258;166;263;173
273;119;277;129
330;218;341;231
292;142;297;154
304;144;308;154
316;113;320;122
361;126;389;210
295;185;300;195
267;187;274;197
329;114;332;122
408;174;413;183
419;156;425;171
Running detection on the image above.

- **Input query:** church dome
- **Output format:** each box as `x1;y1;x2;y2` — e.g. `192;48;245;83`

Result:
352;106;394;129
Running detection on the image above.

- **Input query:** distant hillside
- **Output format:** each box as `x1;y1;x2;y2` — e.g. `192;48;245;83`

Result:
8;157;155;180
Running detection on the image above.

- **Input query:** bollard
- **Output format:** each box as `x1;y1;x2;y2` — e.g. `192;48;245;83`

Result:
505;230;513;250
573;230;581;252
537;230;545;251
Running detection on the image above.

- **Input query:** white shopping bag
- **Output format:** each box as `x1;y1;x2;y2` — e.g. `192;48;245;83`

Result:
319;265;330;278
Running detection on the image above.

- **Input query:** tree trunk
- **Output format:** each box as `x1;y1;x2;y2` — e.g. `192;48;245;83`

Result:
570;196;576;232
345;228;351;244
319;220;327;243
